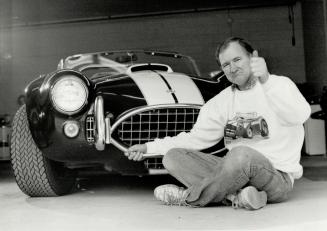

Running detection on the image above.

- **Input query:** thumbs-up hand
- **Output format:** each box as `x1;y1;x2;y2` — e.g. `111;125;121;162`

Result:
250;50;269;84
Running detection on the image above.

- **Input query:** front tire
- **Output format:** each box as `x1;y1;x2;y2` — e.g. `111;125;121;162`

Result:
10;105;76;197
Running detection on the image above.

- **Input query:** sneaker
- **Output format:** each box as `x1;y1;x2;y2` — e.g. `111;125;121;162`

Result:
226;186;267;210
154;184;189;206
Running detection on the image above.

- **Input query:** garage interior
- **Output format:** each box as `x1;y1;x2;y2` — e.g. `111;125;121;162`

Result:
1;0;327;230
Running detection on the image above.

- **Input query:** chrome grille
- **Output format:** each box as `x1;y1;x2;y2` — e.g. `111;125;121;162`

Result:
115;107;200;170
86;115;95;143
117;107;199;146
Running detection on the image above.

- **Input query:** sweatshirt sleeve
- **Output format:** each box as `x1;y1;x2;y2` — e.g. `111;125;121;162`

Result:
261;75;311;126
145;96;226;155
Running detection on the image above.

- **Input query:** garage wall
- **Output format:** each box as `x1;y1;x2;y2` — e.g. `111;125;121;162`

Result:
302;0;327;94
0;3;305;115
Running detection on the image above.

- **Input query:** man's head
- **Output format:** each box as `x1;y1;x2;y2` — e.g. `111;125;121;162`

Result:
215;37;256;90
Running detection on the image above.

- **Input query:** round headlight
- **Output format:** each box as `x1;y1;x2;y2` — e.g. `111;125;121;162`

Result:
51;76;88;115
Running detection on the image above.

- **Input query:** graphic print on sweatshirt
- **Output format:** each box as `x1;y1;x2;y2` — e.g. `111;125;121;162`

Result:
224;112;269;145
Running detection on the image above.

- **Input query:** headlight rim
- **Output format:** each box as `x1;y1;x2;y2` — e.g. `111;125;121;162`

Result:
50;75;89;116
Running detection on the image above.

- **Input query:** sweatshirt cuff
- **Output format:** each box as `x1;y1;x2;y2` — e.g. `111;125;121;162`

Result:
145;142;156;154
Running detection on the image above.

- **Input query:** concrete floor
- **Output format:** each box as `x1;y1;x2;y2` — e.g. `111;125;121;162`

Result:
1;158;327;231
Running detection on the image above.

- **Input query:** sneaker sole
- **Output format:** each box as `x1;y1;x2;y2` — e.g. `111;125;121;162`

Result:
242;186;267;210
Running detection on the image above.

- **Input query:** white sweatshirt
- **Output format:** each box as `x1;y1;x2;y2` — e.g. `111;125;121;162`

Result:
146;75;311;179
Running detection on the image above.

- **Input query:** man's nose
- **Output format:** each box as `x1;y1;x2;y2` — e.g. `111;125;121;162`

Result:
229;62;237;73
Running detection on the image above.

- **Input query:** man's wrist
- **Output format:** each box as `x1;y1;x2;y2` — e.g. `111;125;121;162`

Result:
142;144;148;153
144;142;152;154
261;74;273;91
259;72;269;84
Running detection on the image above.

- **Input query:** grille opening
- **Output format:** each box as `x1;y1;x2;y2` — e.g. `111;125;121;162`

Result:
117;108;199;147
115;107;200;170
144;158;165;169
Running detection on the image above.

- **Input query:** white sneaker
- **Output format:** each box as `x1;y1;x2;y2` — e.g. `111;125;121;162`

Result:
154;184;189;206
226;186;267;210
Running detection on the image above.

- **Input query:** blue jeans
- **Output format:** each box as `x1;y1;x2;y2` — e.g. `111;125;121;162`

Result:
162;146;293;207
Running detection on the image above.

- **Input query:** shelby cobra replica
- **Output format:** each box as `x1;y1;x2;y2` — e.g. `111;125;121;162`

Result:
10;50;228;197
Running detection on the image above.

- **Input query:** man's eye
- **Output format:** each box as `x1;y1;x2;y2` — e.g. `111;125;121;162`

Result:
234;58;241;62
222;64;230;69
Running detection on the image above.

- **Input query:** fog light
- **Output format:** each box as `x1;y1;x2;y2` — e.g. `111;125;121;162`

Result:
63;121;80;138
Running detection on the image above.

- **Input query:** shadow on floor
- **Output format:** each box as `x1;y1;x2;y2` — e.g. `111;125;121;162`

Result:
2;155;327;185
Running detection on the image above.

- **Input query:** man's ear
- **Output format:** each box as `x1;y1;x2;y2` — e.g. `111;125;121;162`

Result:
252;50;259;57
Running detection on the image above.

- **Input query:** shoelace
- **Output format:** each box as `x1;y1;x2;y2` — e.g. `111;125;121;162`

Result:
163;187;187;206
228;191;247;209
231;197;240;209
228;193;242;209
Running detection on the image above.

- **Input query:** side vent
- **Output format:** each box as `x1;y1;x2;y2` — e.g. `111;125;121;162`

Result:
86;115;95;144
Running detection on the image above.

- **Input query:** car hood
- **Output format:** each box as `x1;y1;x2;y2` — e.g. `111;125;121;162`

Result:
95;71;205;106
128;71;204;105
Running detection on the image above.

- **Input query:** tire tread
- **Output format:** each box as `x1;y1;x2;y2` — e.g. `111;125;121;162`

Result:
11;105;58;196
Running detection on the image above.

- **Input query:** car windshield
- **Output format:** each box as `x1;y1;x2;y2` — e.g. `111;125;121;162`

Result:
61;50;201;79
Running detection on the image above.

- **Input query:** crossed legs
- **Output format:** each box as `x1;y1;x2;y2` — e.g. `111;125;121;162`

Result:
162;146;293;207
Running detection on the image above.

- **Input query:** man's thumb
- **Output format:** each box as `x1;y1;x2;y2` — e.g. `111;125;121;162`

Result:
252;50;259;57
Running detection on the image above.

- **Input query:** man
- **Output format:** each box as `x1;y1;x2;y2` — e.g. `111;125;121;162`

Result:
124;37;311;210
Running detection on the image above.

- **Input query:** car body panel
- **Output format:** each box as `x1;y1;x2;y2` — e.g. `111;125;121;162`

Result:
22;50;228;175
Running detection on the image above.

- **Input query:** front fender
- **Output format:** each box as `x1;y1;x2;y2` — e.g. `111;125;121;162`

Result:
24;70;94;148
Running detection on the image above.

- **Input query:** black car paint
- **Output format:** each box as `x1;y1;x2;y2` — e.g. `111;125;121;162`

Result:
25;70;94;147
24;68;227;173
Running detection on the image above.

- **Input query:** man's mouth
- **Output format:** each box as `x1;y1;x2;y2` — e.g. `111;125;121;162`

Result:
231;73;239;79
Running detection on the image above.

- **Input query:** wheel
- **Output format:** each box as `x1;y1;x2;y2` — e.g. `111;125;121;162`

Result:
246;127;253;138
10;105;76;197
260;119;269;137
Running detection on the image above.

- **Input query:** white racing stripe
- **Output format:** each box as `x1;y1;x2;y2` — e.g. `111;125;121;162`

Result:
128;71;175;105
129;71;205;106
160;72;205;105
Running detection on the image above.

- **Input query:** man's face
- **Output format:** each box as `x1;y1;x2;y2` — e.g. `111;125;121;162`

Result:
218;42;252;89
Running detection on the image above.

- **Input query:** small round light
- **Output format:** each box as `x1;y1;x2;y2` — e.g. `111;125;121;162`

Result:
51;75;88;115
63;121;80;138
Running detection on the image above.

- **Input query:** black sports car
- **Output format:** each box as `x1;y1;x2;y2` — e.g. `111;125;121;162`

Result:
10;50;228;197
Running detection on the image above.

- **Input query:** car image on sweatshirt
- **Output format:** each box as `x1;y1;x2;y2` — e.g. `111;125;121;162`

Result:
224;113;269;145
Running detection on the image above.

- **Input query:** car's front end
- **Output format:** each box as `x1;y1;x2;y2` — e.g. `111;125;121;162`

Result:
11;50;227;196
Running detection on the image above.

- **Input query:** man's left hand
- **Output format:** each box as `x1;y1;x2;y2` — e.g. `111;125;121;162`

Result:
250;50;269;84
